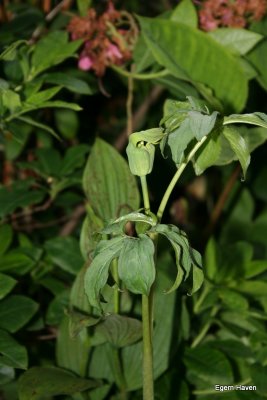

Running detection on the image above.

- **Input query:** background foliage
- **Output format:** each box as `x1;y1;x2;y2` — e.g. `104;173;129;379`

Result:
1;0;267;399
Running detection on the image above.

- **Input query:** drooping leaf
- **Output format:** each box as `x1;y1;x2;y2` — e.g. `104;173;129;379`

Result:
0;329;27;369
60;144;90;176
0;40;27;61
188;110;219;140
84;237;125;310
118;235;155;295
0;273;17;300
209;28;262;55
18;367;99;400
95;314;142;348
25;86;61;105
167;118;195;164
171;0;198;28
246;38;267;91
44;72;92;94
102;212;156;235
222;125;250;177
83;138;140;221
16;116;59;139
223;112;267;129
0;295;39;333
193;129;221;174
139;17;248;112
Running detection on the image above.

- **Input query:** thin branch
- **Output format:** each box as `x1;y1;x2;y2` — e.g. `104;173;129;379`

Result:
204;164;241;239
126;67;134;136
115;85;165;151
59;203;86;236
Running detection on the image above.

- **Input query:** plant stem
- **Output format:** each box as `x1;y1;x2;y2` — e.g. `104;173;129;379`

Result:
142;294;154;400
140;175;150;212
111;259;120;314
157;136;207;221
191;305;219;348
111;65;169;80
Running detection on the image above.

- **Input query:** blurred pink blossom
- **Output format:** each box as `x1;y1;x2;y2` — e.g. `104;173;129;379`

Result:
106;43;123;60
78;56;93;71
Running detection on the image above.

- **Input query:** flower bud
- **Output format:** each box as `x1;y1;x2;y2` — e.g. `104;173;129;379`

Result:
126;141;155;176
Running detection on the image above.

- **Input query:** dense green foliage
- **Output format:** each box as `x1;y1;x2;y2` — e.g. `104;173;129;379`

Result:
1;0;267;399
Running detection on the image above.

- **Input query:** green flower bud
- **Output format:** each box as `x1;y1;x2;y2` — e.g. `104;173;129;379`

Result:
126;141;155;177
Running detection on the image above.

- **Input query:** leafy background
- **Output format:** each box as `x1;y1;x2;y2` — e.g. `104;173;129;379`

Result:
1;0;267;399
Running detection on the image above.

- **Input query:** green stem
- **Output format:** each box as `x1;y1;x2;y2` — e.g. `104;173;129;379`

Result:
111;259;120;314
111;64;169;80
142;294;154;400
157;136;207;221
191;305;219;348
140;175;150;213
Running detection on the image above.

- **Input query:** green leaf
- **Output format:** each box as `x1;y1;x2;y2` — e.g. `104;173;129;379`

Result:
222;125;250;177
102;212;156;235
0;225;13;255
235;281;267;297
209;28;262;55
193;129;221;174
31;31;82;77
189;110;219;140
171;0;198;28
1;89;21;113
16;116;59;139
0;295;39;333
243;260;267;279
84;237;125;310
18;367;99;400
0;329;27;369
167;118;195;164
95;314;142;348
0;40;27;61
223;112;267;129
0;248;41;275
139;17;248;112
83;138;140;221
133;34;154;73
246;38;267;91
55;109;79;139
118;235;155;295
0;274;17;300
45;237;84;275
0;365;15;385
26;87;61;105
218;289;249;310
80;206;104;261
60;145;89;176
28;100;82;111
46;290;70;326
184;345;233;385
209;340;253;359
44;72;92;94
250;364;267;396
57;317;90;377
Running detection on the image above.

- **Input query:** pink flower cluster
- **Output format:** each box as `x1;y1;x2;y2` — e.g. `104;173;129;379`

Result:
199;0;267;31
67;2;137;76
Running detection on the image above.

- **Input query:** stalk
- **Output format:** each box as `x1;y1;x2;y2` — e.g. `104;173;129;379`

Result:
140;175;154;399
157;136;207;221
111;65;169;80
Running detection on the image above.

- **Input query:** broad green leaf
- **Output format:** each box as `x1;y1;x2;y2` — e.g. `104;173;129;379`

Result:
193;130;221;174
222;125;250;177
84;237;125;309
45;237;84;275
243;260;267;279
16;116;59;139
26;87;61;105
223;112;267;129
209;28;262;55
250;364;267;396
218;289;249;310
56;317;90;377
139;17;248;112
133;34;154;73
0;248;41;275
0;273;17;300
208;340;253;359
46;290;70;326
60;145;89;176
184;345;233;385
18;367;99;400
0;295;39;333
0;182;45;218
189;110;219;140
95;314;142;348
83;138;140;221
0;329;27;369
190;250;204;295
80;206;104;261
26;100;82;111
118;235;155;295
171;0;198;28
44;72;92;94
246;38;267;91
235;281;267;297
1;89;21;113
0;40;27;61
0;225;13;255
167;118;195;164
31;31;82;77
55;109;79;139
